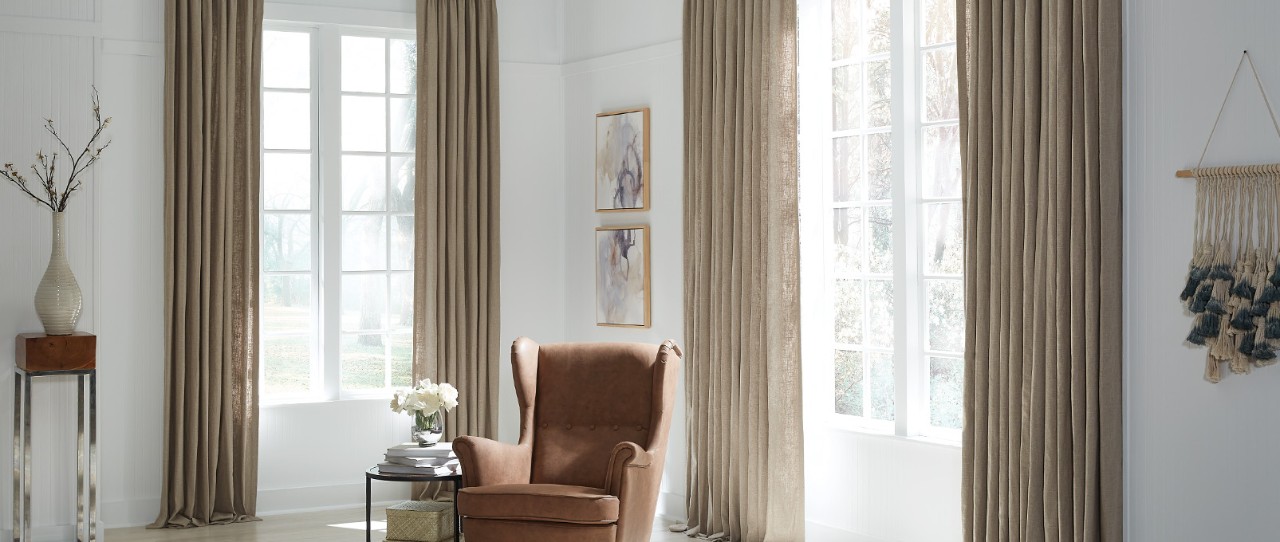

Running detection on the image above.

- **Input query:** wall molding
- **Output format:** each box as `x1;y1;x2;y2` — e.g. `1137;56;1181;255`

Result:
560;40;681;78
0;16;101;38
102;39;161;57
264;2;414;30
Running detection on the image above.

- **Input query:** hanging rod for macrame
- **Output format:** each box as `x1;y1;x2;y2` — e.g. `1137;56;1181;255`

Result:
1177;163;1280;178
1176;51;1280;179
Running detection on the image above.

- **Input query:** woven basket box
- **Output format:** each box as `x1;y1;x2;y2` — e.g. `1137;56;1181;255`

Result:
385;500;454;542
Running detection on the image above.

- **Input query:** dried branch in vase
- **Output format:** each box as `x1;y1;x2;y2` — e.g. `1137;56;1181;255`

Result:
1;88;112;212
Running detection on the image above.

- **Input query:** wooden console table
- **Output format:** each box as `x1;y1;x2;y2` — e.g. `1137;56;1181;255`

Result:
13;332;98;542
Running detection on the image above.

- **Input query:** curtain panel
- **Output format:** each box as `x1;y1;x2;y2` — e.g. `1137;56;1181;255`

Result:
153;0;264;528
957;0;1123;540
682;1;805;541
412;0;502;497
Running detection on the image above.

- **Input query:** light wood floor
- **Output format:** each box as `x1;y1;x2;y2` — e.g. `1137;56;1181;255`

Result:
106;506;688;541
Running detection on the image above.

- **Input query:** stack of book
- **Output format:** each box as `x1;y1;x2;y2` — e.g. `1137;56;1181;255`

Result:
377;442;460;476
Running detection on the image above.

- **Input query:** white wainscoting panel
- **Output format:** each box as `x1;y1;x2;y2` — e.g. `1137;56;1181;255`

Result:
0;25;98;531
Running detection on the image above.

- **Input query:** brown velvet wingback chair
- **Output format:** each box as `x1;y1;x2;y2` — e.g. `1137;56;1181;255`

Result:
454;337;682;542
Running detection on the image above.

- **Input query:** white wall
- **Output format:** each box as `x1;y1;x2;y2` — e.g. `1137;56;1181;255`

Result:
0;2;103;540
0;1;163;538
558;0;687;521
560;35;686;520
804;433;960;541
0;0;568;534
496;57;567;444
1125;1;1280;540
562;0;681;63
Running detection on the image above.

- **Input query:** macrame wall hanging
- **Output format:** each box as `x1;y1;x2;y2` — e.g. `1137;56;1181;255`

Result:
1179;51;1280;383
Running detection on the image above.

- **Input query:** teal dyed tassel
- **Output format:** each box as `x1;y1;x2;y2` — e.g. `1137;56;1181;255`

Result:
1232;309;1257;331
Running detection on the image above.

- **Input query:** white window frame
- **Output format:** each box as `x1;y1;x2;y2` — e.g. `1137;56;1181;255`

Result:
798;0;962;442
261;15;416;404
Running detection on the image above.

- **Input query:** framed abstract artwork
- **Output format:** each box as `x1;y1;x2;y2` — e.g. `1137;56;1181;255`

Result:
595;108;650;212
595;225;651;327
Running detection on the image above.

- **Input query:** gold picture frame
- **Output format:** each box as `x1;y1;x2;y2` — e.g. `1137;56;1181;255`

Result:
595;107;651;212
594;225;651;328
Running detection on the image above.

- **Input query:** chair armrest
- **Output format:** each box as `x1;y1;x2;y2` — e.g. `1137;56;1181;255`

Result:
453;436;532;488
604;441;654;496
606;441;666;541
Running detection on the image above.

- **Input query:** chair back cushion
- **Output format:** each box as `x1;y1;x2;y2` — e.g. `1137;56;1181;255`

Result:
530;342;656;488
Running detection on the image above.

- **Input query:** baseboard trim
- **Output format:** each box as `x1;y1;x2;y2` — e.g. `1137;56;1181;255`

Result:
105;482;412;529
657;490;685;523
105;496;160;529
1;524;90;542
806;519;888;542
652;511;877;542
258;482;412;517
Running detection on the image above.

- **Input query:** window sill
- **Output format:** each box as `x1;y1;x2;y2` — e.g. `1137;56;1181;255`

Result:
825;422;962;449
261;395;391;408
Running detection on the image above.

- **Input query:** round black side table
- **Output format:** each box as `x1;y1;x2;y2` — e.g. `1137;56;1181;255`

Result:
365;466;463;542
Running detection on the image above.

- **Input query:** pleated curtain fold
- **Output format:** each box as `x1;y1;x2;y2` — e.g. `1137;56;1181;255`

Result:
411;0;502;497
957;0;1123;540
153;0;264;528
682;1;805;541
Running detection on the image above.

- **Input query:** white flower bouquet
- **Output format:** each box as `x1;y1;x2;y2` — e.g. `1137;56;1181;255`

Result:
391;379;459;446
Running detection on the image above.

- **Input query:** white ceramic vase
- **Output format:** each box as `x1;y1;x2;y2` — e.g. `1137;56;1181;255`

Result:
34;212;82;336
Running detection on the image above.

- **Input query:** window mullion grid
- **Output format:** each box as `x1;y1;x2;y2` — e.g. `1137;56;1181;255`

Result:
917;34;961;435
319;24;343;401
305;25;323;401
858;45;872;419
798;0;839;436
383;37;394;391
893;0;925;437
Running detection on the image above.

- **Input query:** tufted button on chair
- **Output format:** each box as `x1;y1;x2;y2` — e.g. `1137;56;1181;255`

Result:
453;337;682;542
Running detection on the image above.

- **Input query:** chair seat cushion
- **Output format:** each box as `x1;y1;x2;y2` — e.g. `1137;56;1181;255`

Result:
458;484;620;525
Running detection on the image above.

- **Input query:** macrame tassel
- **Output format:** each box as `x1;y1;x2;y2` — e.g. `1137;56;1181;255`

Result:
1267;317;1280;340
1210;263;1234;281
1181;276;1202;302
1260;284;1280;303
1210;314;1237;362
1255;327;1278;367
1205;355;1223;383
1230;334;1253;374
1190;283;1213;313
1187;313;1222;346
1182;266;1209;302
1257;256;1278;301
1254;342;1277;362
1206;279;1231;315
1191;283;1213;313
1239;331;1257;355
1231;308;1257;331
1232;275;1257;301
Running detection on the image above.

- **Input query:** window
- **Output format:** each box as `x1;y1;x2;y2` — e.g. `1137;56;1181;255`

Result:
260;23;417;401
799;0;963;438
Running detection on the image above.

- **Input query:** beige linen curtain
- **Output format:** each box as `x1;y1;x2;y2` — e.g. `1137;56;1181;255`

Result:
682;1;804;541
958;0;1123;540
153;0;263;528
412;0;501;497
